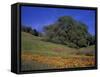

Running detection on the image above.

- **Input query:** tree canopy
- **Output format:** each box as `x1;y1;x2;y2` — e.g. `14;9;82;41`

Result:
44;16;95;48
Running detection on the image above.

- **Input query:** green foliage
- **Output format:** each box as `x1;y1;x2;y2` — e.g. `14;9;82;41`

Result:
77;38;87;47
21;26;39;36
44;16;95;48
65;42;78;48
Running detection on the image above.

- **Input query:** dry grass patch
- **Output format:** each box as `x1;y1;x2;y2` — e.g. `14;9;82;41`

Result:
22;52;95;68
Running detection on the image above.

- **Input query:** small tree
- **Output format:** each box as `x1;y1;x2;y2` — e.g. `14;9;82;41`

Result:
33;29;39;36
21;26;39;36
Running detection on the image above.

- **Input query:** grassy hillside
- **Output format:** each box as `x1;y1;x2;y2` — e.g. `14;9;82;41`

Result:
22;32;78;57
21;32;95;71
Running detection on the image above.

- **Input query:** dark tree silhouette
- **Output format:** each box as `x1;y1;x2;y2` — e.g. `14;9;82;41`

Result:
21;26;39;36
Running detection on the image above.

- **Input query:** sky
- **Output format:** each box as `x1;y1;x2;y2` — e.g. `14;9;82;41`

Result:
21;6;96;35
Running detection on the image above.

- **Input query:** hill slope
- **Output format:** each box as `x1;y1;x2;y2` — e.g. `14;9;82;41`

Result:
21;32;95;71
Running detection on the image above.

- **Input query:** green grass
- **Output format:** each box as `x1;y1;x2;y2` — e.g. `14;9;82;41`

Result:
79;45;95;52
22;32;77;58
